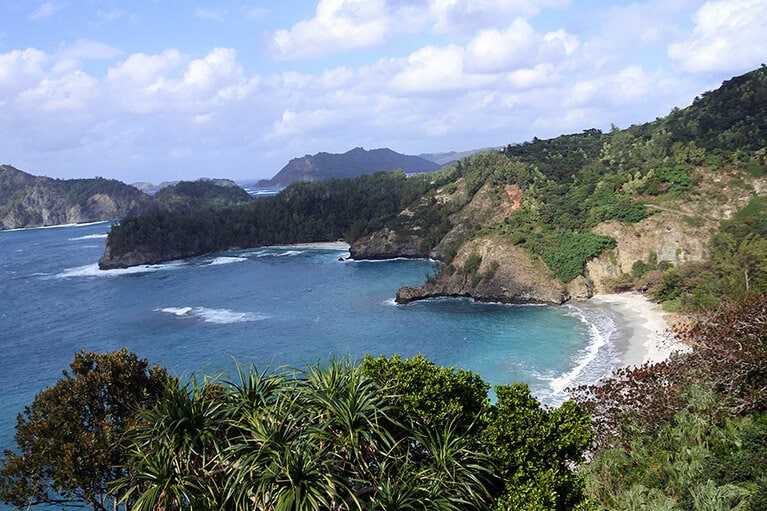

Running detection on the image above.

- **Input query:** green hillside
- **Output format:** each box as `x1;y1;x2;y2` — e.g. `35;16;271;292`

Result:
5;66;767;511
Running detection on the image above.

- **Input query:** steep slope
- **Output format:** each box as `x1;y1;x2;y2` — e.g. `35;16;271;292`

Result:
97;66;767;308
257;147;441;187
0;165;150;229
352;66;767;305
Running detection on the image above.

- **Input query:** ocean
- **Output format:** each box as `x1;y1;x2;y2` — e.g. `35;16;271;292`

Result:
0;221;622;491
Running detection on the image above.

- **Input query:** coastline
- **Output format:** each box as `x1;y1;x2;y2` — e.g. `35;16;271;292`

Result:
588;292;690;368
270;241;351;250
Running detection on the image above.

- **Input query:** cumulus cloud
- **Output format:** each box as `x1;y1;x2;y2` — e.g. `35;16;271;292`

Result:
270;0;391;60
669;0;767;73
428;0;568;34
3;0;766;182
391;44;494;94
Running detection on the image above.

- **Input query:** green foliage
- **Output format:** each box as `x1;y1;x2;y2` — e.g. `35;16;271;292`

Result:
589;192;650;224
645;166;695;197
361;353;490;434
631;260;656;278
662;66;767;153
153;180;252;211
542;232;616;283
104;170;429;264
577;294;767;509
61;353;592;511
0;349;169;511
584;391;766;511
463;252;483;276
483;385;593;511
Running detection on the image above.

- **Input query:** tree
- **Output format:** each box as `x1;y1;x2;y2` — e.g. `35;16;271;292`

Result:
0;349;169;511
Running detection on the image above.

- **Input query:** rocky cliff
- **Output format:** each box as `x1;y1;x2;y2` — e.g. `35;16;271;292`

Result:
0;165;150;229
396;234;571;304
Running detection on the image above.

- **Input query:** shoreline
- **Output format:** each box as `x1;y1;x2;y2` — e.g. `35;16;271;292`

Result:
269;241;350;250
588;292;690;368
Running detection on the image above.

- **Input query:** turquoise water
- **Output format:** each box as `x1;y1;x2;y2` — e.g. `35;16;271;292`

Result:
0;222;621;497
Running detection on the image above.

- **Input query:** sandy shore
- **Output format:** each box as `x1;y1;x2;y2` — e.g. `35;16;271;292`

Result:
270;241;351;250
588;292;690;368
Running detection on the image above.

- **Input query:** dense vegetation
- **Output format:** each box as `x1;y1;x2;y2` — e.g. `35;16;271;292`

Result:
102;170;451;265
574;294;767;510
4;294;765;510
1;352;592;511
13;65;767;510
0;166;149;229
102;67;767;290
152;180;253;211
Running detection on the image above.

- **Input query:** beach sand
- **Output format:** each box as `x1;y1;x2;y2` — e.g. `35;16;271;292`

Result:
588;292;690;368
271;241;351;250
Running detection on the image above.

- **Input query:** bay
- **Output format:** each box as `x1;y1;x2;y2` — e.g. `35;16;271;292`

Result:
0;222;621;493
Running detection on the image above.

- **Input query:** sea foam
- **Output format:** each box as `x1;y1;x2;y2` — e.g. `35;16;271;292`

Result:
55;261;184;278
158;306;267;324
209;256;247;265
68;233;108;241
544;304;619;404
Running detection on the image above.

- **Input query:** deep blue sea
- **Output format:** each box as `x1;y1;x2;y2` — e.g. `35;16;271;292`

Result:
0;222;622;493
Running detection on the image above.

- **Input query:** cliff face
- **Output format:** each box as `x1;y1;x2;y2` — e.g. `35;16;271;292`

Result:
349;228;428;259
396;235;570;304
0;165;150;229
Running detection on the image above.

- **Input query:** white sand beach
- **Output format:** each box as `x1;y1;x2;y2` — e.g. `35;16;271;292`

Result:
588;292;691;368
271;241;351;250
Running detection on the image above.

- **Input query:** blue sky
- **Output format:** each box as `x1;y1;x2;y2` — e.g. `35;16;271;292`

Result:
1;0;766;183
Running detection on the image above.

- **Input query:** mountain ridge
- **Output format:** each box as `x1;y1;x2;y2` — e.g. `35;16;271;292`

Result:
256;147;442;188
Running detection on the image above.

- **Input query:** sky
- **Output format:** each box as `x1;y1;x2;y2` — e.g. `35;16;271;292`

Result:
1;1;766;184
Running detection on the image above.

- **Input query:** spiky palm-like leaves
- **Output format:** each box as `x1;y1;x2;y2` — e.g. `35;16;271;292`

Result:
112;357;589;511
113;377;227;510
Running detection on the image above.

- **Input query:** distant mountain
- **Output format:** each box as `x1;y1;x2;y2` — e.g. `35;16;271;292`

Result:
0;166;254;230
0;165;150;229
419;147;499;166
256;147;442;188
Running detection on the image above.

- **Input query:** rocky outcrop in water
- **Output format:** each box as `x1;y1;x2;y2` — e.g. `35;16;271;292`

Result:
395;234;571;305
348;228;428;259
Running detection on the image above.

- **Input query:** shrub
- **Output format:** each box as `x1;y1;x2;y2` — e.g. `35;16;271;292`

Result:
542;232;616;283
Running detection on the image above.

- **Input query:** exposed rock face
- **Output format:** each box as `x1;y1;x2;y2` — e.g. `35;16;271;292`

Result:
98;245;195;270
585;211;711;293
0;165;149;229
349;228;429;259
396;234;569;305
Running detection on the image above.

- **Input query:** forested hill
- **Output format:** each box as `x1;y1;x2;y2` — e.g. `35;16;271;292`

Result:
256;147;442;188
0;165;150;229
100;65;767;308
0;169;254;230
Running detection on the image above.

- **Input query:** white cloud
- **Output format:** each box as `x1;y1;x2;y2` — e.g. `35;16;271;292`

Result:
465;19;537;73
391;44;493;94
57;39;122;61
464;18;578;74
428;0;568;34
96;8;126;24
28;1;62;21
16;70;98;112
0;48;48;84
195;8;228;21
270;0;391;60
669;0;767;73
